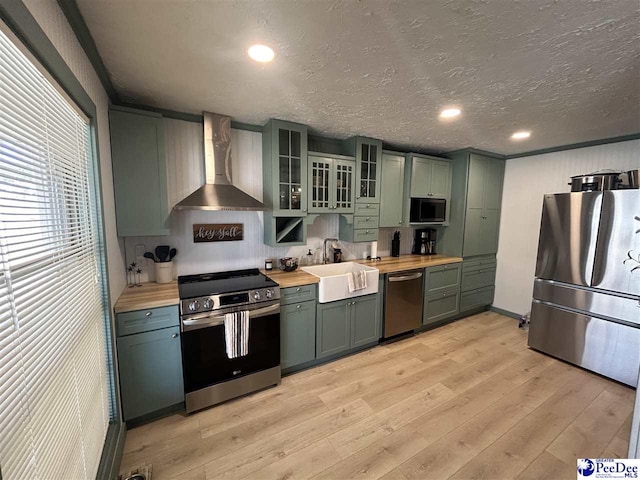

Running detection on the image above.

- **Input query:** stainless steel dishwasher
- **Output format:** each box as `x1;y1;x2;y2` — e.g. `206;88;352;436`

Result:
384;269;424;338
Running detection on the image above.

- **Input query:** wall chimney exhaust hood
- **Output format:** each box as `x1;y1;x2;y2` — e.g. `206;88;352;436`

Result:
173;112;267;211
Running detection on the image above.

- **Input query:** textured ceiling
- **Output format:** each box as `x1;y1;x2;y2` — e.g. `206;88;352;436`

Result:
76;0;640;155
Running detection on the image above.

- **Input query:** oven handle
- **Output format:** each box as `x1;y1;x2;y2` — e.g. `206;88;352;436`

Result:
181;303;280;332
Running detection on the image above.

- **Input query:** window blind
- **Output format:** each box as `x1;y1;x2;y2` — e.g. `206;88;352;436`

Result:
0;24;110;480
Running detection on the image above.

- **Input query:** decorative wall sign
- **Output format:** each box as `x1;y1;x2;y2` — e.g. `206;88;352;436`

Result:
193;224;244;243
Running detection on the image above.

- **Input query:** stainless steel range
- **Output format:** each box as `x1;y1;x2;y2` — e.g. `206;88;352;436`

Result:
178;269;281;413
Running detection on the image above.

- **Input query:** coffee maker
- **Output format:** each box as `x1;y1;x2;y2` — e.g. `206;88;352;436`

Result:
413;228;436;255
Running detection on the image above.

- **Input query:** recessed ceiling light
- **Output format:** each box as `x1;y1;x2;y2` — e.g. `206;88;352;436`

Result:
511;131;531;140
248;44;275;63
439;108;461;119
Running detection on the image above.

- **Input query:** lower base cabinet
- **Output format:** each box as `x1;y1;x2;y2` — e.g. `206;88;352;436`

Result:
423;289;460;326
317;294;379;360
460;286;495;312
280;300;316;369
117;325;184;421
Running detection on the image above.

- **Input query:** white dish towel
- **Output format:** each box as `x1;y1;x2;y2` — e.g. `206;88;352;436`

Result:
348;270;368;292
224;311;249;359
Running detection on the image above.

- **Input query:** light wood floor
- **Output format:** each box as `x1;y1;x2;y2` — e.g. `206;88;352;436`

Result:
119;312;635;480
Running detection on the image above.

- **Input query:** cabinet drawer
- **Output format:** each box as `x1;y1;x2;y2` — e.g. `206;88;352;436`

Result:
461;267;496;292
116;305;179;337
460;286;495;312
353;228;379;243
280;284;316;305
462;255;496;272
354;203;380;216
424;289;460;326
353;215;379;229
425;263;461;294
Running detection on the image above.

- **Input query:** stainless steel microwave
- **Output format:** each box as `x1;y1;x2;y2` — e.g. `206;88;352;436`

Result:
410;197;446;223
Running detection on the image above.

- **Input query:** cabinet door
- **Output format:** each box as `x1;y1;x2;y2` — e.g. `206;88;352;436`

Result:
281;301;316;369
430;159;451;199
425;263;461;295
110;108;169;236
479;209;501;255
308;155;332;213
410;157;432;197
351;295;379;348
424;290;460;326
316;300;350;359
333;159;356;213
380;153;405;227
463;208;484;257
356;138;382;204
273;122;308;216
117;326;184;421
466;154;487;209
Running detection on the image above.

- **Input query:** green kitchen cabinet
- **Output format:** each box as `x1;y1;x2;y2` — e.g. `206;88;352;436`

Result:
408;154;452;199
316;299;351;359
462;155;505;257
439;150;505;259
308;153;356;214
109;106;169;237
423;289;460;326
379;151;406;228
280;300;316;369
351;295;379;348
344;137;382;204
424;262;461;295
403;153;453;225
262;119;308;217
316;294;379;359
117;325;184;421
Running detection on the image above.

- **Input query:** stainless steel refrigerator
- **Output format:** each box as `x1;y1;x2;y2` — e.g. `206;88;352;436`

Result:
528;189;640;387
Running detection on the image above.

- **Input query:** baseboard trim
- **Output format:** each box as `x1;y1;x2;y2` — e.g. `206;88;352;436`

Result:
96;421;127;480
490;306;521;320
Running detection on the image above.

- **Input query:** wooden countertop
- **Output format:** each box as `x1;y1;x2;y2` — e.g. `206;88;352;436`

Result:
114;281;179;313
262;254;462;288
354;254;462;274
260;268;320;289
114;255;462;312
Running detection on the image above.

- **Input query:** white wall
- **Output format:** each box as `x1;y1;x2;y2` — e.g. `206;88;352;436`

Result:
124;118;414;281
22;0;126;306
494;139;640;315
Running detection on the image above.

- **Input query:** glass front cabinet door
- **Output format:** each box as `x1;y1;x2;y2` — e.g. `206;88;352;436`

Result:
263;119;308;216
353;138;382;204
308;153;355;214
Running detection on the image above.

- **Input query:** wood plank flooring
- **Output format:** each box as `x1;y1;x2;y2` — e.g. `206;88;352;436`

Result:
119;312;635;480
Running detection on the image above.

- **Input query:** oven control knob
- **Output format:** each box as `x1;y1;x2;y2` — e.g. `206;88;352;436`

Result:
265;289;273;299
188;300;200;312
253;291;262;301
202;298;213;310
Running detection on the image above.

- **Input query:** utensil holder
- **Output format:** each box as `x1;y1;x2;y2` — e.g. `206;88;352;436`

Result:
155;261;173;284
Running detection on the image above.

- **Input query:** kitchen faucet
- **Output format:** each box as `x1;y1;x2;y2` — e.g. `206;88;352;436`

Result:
323;238;339;264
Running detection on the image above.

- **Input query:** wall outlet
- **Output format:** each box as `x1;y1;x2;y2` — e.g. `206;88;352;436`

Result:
135;244;146;259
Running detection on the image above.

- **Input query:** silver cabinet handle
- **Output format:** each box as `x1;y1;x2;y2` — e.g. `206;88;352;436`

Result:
296;304;301;309
171;333;178;338
303;208;307;212
296;287;301;292
145;311;152;317
399;220;403;224
366;217;370;220
388;272;423;282
443;265;448;269
366;230;370;233
367;204;370;207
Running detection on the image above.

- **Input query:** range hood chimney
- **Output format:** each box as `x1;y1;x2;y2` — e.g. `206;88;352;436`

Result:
173;112;267;211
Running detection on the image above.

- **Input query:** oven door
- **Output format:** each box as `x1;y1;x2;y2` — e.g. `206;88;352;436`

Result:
180;301;280;394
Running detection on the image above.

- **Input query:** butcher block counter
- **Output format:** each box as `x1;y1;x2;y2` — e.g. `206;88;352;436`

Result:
114;254;462;313
114;281;179;313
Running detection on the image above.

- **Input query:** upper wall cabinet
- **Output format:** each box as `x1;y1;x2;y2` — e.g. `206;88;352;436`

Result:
463;154;505;257
109;106;169;237
262;119;308;217
408;154;452;199
308;153;356;214
379;151;405;228
439;150;505;258
344;137;382;204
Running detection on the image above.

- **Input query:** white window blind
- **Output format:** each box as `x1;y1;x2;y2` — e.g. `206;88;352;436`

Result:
0;24;109;480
